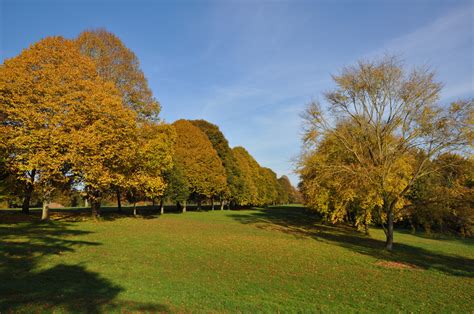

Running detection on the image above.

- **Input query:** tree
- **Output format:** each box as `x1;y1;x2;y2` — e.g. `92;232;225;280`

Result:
162;165;190;213
172;120;227;209
190;120;243;208
68;95;137;218
0;153;10;202
122;123;176;216
0;36;129;220
259;167;280;206
299;56;472;250
76;28;160;121
406;153;474;236
277;176;292;204
77;29;165;212
232;147;260;206
299;124;384;235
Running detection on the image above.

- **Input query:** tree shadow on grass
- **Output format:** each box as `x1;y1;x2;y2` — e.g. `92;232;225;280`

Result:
0;204;233;223
0;221;169;312
229;206;474;278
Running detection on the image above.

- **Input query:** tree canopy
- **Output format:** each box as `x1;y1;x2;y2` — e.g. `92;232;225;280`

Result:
0;36;137;219
172;120;227;202
232;146;283;206
232;147;260;206
299;56;473;249
76;28;160;121
189;120;244;203
0;30;295;218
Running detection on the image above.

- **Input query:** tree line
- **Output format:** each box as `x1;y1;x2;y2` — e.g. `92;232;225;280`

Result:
297;56;473;249
0;29;299;220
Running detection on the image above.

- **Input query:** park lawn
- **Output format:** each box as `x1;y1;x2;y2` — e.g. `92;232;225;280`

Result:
1;205;473;313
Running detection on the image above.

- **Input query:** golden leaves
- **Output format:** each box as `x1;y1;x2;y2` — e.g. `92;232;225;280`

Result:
173;120;227;198
76;29;161;121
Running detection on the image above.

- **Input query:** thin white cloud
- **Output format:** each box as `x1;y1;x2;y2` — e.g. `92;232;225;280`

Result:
371;5;472;59
368;4;473;101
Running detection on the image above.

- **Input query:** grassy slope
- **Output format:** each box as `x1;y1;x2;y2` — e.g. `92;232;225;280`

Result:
1;206;473;313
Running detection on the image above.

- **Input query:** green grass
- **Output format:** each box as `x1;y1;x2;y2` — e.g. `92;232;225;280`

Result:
1;205;473;312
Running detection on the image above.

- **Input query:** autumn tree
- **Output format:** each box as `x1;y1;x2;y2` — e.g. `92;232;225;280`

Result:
68;98;137;218
232;147;261;206
172;120;227;210
299;56;472;250
162;165;190;213
76;29;163;209
76;28;160;121
0;153;10;202
232;149;281;207
0;36;132;220
406;153;474;236
259;167;280;206
190;120;244;209
121;123;175;216
299;123;383;234
277;176;293;204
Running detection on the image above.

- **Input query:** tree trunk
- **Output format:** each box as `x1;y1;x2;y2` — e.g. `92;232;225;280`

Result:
116;188;122;213
41;201;49;221
363;211;370;235
91;199;101;219
160;199;164;215
211;198;215;210
183;200;187;213
22;187;33;214
220;199;224;210
133;202;137;217
84;198;89;208
408;217;416;234
197;199;202;211
385;209;394;251
21;169;36;214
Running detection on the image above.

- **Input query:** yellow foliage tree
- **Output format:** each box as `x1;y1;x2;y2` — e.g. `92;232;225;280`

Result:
77;29;173;211
76;28;160;121
0;36;136;219
300;56;472;250
232;147;260;206
122;123;176;216
172;120;227;210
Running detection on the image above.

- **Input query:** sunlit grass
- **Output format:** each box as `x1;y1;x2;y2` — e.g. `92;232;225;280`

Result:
1;206;473;312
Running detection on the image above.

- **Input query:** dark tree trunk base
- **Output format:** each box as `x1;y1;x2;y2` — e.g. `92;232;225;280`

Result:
116;189;122;213
91;200;101;220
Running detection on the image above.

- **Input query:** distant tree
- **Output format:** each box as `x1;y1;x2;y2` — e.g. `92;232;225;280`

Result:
277;176;292;204
122;123;175;216
406;153;474;236
0;36;131;220
162;165;190;213
299;56;472;250
259;167;280;206
232;147;261;206
190;120;244;208
172;120;227;210
76;28;160;121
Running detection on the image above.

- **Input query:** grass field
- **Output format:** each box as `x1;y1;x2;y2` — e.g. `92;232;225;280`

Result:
1;205;473;312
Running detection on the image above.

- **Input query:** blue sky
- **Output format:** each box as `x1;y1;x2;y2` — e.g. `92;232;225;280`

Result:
1;0;473;185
